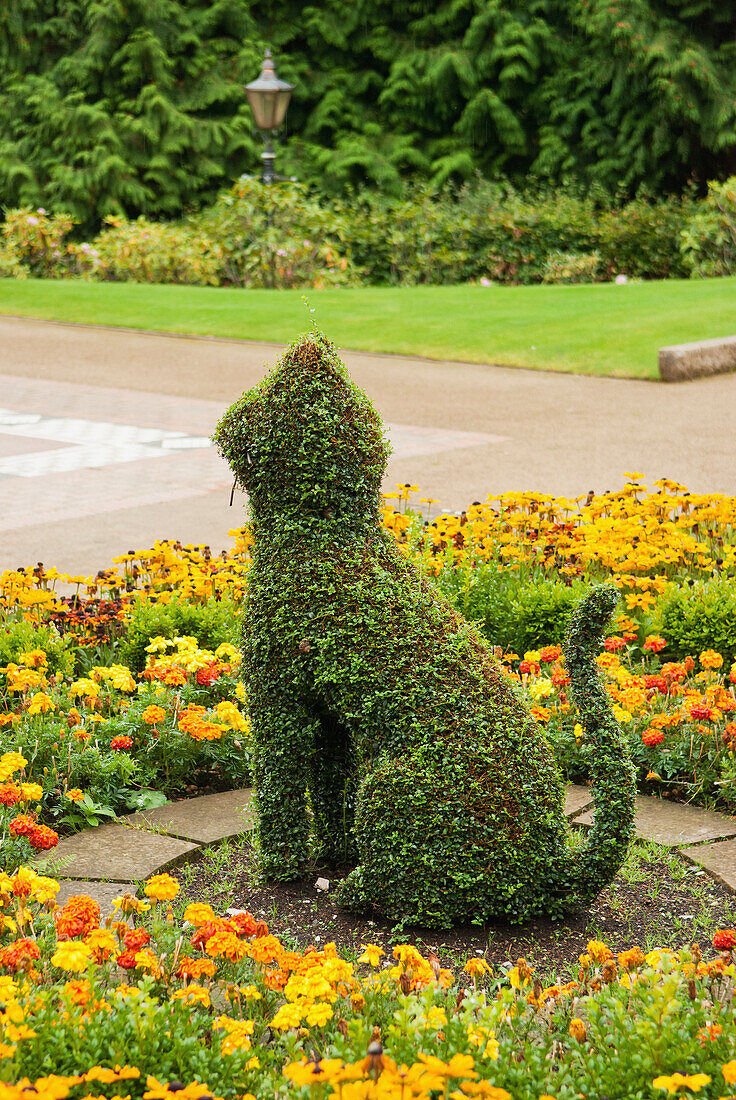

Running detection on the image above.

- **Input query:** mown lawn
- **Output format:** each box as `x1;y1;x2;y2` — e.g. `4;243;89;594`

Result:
1;276;734;378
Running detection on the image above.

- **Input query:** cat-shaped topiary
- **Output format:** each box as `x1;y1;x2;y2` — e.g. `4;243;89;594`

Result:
214;332;636;928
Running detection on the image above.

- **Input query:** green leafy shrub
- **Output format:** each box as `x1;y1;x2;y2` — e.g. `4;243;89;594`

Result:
121;596;240;673
197;178;355;288
214;332;634;927
436;566;587;655
598;193;693;279
2;207;76;277
655;579;736;667
542;251;600;283
0;238;26;278
0;618;74;684
681;177;736;277
84;216;223;286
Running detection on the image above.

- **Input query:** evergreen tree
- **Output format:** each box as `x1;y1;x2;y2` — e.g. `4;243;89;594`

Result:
0;0;734;224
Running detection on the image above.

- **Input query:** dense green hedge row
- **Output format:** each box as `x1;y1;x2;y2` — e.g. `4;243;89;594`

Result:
3;175;735;286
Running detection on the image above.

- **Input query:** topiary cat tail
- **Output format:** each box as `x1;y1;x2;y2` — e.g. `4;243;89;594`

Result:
557;583;637;908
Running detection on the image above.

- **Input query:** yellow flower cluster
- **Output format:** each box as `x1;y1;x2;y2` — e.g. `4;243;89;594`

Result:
0;868;733;1099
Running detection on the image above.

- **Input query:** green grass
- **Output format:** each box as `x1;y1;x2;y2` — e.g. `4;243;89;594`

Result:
1;277;735;378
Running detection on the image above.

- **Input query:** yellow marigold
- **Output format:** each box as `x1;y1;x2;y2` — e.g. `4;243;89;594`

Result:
172;984;211;1007
304;1002;334;1027
182;902;216;927
85;929;119;962
357;943;384;967
586;939;613;964
27;691;56;716
113;894;150;915
51;941;93;973
0;752;27;776
271;1000;306;1030
19;783;43;801
652;1073;711;1094
69;679;100;699
463;958;492;981
569;1018;587;1042
699;650;723;670
722;1062;736;1086
143;873;179;901
65;789;84;803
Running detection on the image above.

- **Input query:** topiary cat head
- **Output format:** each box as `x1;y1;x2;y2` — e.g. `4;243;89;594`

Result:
213;332;391;534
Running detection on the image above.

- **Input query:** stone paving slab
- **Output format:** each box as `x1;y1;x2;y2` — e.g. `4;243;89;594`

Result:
34;824;197;881
56;879;138;917
577;795;736;847
680;838;736;891
121;788;255;844
27;785;736;901
564;785;593;819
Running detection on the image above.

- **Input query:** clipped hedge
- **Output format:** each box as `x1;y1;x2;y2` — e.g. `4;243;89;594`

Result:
655;578;736;668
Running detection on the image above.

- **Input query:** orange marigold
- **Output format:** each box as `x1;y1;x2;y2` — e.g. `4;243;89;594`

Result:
0;938;40;972
55;895;101;939
142;705;166;725
28;824;58;851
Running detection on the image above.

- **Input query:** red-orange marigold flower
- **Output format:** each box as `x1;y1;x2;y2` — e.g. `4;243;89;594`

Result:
123;928;151;951
713;929;736;951
229;911;259;937
110;735;133;751
0;938;41;972
28;824;59;851
0;783;21;806
9;813;36;837
55;895;101;939
642;729;664;747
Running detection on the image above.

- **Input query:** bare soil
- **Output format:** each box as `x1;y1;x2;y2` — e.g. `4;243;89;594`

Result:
180;835;736;980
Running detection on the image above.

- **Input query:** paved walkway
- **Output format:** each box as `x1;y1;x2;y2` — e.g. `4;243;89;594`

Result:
36;785;736;915
2;315;736;573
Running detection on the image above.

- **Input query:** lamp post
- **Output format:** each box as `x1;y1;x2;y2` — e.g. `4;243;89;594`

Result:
245;49;295;184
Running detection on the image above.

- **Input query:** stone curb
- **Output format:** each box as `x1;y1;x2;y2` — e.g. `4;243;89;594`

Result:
39;785;736;917
659;335;736;382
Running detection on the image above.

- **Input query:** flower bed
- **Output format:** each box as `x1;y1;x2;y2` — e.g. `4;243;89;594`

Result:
1;476;734;872
0;866;734;1097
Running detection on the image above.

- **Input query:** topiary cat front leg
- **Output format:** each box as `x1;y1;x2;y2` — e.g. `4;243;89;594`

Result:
308;705;358;864
249;682;320;881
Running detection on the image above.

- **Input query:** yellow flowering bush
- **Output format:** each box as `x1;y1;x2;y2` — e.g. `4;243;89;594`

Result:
1;474;735;872
0;868;733;1098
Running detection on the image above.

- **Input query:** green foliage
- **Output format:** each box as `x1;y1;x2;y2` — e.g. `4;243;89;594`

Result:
214;333;634;927
655;579;736;667
196;178;355;288
681;177;736;277
1;2;734;223
0;178;697;286
84;216;223;285
436;566;587;654
121;595;239;673
542;251;600;284
0;617;74;683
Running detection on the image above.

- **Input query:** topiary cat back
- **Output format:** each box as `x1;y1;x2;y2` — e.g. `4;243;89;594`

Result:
214;332;636;928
